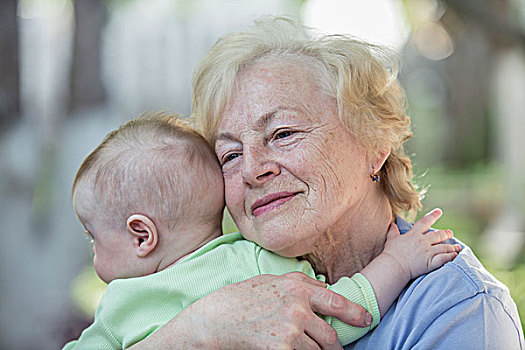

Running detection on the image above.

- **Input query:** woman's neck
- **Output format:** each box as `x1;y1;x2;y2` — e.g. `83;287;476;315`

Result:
304;191;394;284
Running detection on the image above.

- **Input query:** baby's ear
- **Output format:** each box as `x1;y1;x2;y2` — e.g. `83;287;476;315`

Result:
126;214;159;257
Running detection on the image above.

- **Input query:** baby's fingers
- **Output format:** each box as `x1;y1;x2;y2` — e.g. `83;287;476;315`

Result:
426;229;454;245
411;208;443;235
428;243;461;270
429;252;458;270
432;242;462;255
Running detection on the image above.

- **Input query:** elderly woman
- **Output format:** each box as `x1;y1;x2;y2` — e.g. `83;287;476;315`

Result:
133;17;523;349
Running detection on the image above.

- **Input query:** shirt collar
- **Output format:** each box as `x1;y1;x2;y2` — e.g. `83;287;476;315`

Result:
395;215;413;234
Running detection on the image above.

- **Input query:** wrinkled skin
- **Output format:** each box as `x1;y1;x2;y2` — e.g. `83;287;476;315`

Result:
215;58;390;280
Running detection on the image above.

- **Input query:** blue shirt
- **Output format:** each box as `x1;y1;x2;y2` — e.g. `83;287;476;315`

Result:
347;217;524;349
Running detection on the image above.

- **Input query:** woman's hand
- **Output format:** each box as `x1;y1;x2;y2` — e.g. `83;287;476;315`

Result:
130;272;372;350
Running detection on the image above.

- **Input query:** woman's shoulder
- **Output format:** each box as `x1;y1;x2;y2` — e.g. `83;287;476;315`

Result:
411;238;513;303
405;238;513;307
393;241;523;347
350;241;524;349
396;216;510;299
439;240;510;296
396;216;518;318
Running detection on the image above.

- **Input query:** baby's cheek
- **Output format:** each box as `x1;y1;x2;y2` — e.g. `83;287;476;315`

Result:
93;257;103;280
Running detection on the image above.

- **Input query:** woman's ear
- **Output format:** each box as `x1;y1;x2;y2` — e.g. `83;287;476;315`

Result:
372;150;391;172
374;151;390;170
126;214;159;258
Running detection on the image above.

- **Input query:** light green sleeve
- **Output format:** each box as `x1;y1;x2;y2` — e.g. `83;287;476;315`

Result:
61;319;120;350
325;273;380;345
61;296;121;350
255;247;380;346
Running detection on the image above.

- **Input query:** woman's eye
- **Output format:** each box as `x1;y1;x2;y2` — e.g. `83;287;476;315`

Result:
223;152;241;164
275;130;293;139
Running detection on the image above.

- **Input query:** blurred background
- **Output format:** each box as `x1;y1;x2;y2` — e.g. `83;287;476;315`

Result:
1;0;524;348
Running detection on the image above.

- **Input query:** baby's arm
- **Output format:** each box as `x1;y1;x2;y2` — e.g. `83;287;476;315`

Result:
360;209;461;317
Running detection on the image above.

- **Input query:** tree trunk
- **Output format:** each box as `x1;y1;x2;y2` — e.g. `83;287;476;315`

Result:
69;0;107;113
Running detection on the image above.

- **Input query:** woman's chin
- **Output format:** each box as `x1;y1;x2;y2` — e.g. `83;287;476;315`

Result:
255;231;317;258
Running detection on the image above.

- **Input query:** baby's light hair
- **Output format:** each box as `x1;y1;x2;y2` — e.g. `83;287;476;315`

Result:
72;112;224;233
192;16;421;219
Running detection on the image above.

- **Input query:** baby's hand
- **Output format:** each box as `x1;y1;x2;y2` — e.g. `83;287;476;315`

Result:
383;209;461;281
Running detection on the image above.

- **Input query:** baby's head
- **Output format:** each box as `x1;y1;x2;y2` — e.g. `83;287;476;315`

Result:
72;112;225;283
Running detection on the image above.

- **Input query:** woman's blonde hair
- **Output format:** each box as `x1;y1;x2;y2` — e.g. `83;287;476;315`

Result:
192;16;422;218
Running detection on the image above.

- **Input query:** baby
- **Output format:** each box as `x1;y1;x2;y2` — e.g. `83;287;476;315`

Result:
63;112;460;349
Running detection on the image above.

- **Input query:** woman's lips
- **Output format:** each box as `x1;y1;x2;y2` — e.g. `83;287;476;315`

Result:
251;192;298;217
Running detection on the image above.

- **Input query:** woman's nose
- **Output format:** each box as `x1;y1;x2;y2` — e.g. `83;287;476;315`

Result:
241;146;281;187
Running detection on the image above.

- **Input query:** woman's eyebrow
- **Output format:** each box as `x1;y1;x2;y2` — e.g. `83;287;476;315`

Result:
216;132;237;143
255;107;301;129
255;110;278;129
216;107;304;143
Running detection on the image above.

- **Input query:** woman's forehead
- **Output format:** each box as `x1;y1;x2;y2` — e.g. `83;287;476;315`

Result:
238;56;320;88
219;61;327;124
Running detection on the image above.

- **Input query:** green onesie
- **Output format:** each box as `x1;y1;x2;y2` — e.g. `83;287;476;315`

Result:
63;232;380;349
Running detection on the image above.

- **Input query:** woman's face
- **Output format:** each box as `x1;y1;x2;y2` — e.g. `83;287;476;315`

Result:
215;59;372;257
